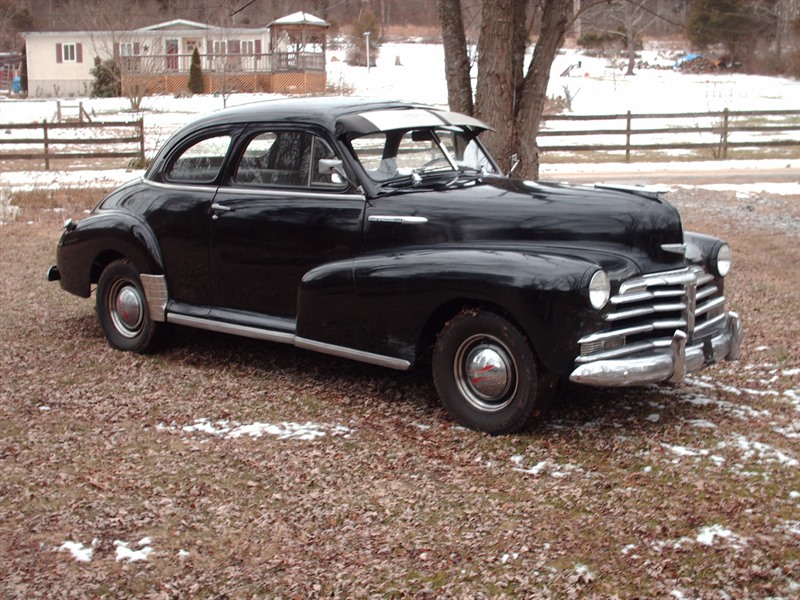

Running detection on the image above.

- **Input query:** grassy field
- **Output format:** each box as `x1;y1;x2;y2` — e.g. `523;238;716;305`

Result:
1;185;799;598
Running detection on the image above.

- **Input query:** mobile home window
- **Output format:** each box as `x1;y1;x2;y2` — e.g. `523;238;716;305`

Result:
62;43;76;62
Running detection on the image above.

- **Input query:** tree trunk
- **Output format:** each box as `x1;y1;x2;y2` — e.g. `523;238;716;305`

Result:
511;1;530;115
625;11;636;76
474;0;517;172
515;0;574;181
437;0;473;115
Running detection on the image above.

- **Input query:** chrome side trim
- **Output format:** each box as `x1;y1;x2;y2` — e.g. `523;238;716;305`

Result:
165;313;411;371
142;177;367;202
661;243;687;255
595;183;670;197
139;274;168;323
295;337;411;371
142;179;219;194
368;215;429;225
215;187;365;202
167;313;294;344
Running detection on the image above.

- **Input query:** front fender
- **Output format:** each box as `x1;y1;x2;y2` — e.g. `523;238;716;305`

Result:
56;210;164;298
297;248;601;373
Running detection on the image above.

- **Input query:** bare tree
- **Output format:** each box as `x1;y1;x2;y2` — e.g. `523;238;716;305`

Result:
438;0;607;180
581;0;658;76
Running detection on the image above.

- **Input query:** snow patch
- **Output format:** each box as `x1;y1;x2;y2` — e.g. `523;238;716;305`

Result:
729;434;799;467
56;540;96;562
686;418;717;429
510;455;583;478
114;538;154;562
696;525;738;546
163;418;353;441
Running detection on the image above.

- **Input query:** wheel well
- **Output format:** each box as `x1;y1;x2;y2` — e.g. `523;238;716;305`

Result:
90;251;125;285
417;300;530;365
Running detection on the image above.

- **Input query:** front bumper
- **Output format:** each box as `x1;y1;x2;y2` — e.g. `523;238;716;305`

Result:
568;311;743;387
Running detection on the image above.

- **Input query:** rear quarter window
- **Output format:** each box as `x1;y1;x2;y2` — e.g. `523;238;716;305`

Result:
166;135;233;183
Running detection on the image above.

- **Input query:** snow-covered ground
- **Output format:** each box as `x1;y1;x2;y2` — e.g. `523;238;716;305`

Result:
1;41;799;198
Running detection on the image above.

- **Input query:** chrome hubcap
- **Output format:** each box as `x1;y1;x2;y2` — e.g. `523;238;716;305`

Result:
454;335;517;412
109;281;144;338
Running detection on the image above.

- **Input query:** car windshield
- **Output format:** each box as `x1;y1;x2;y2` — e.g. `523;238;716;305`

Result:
350;126;498;183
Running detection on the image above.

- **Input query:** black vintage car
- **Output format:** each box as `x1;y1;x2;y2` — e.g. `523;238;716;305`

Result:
48;97;743;434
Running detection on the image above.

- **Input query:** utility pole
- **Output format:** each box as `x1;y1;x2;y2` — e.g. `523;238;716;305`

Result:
364;31;371;72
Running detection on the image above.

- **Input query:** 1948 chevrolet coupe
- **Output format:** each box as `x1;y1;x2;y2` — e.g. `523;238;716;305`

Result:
48;97;743;434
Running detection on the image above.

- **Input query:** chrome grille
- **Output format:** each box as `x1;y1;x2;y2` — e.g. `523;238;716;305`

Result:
577;266;726;363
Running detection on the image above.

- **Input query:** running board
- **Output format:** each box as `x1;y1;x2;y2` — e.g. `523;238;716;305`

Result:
166;312;411;371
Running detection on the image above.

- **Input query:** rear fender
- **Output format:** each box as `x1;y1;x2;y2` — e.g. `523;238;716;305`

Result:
56;210;164;298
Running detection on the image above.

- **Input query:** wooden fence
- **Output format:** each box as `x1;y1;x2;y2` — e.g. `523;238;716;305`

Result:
538;109;800;162
2;108;798;170
0;119;145;170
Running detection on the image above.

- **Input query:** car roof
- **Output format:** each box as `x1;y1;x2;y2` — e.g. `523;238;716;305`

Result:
177;97;492;135
146;97;494;181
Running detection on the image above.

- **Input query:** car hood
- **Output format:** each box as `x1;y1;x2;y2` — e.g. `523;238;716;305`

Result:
366;176;686;275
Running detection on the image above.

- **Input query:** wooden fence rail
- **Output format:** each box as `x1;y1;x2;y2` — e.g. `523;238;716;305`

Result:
539;108;800;162
0;119;145;170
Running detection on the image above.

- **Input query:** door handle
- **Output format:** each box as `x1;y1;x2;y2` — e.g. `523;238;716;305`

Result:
211;202;233;213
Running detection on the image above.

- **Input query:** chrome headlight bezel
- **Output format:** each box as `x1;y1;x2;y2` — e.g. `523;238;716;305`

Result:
588;269;610;310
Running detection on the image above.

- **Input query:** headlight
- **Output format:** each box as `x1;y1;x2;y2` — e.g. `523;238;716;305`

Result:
588;270;610;310
714;243;732;277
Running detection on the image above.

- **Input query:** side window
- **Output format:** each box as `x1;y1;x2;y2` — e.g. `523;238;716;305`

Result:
234;132;278;184
166;134;232;183
233;130;341;188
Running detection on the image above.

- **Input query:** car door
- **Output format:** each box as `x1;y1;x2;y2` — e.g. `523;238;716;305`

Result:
208;127;365;319
144;129;235;306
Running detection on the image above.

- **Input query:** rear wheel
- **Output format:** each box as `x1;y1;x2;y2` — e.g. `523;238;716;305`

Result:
432;309;547;434
96;260;160;353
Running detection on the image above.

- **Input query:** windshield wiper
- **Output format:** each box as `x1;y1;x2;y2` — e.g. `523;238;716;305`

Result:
445;166;484;188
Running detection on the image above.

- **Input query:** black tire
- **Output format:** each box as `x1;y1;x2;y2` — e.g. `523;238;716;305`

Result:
96;260;161;353
432;309;547;434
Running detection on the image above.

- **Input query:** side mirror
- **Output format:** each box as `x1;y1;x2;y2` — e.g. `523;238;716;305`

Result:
318;158;357;189
318;158;343;174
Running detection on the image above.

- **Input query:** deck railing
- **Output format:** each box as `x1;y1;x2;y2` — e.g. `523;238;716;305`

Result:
120;51;325;74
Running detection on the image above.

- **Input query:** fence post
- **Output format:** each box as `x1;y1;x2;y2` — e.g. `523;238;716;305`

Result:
138;118;145;161
625;110;632;163
43;120;50;171
721;108;729;160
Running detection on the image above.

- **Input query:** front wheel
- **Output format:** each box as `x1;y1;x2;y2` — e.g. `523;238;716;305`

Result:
96;260;161;353
432;310;546;434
